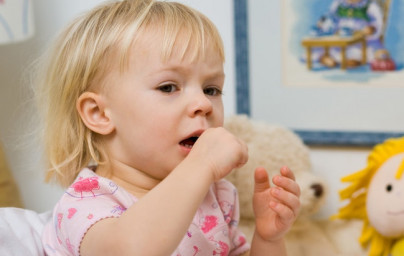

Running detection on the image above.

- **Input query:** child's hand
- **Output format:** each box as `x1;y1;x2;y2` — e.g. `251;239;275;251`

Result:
188;127;248;181
252;166;300;242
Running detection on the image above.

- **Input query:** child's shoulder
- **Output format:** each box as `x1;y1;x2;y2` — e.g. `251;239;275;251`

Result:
56;167;136;212
43;168;133;255
66;168;118;199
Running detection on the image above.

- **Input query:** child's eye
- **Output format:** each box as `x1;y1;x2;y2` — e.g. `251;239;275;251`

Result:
204;87;222;96
158;84;178;93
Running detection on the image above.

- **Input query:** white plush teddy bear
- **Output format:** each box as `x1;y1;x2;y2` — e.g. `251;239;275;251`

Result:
224;115;365;256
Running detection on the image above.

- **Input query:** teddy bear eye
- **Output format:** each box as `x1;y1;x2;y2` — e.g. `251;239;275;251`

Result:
386;184;393;192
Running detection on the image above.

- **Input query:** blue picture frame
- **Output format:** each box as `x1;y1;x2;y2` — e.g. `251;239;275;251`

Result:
233;0;404;147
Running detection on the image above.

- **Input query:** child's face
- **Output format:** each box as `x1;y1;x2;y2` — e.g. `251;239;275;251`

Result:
101;30;225;180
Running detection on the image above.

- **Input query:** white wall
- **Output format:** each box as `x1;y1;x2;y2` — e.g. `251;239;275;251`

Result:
0;0;372;218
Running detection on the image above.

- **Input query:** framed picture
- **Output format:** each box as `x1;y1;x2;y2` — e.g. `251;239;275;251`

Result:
234;0;404;146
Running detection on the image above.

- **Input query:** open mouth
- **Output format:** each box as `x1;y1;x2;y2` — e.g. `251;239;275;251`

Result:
180;136;199;149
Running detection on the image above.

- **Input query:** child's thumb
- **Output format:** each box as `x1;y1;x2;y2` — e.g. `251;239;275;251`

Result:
254;167;270;193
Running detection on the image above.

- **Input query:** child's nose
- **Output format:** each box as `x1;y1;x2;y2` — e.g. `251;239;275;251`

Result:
188;91;213;117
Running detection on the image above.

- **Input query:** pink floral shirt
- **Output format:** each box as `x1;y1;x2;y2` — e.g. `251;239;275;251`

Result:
42;168;250;255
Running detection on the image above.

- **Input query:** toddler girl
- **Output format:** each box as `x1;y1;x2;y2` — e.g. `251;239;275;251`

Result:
37;0;301;255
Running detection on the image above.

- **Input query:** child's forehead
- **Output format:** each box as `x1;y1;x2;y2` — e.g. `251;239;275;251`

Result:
90;1;224;84
97;25;223;84
136;27;220;61
110;21;224;68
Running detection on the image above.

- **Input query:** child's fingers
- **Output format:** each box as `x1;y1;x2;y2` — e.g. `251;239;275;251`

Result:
270;188;300;218
272;172;301;198
271;166;301;218
269;199;297;224
280;166;296;181
254;167;271;193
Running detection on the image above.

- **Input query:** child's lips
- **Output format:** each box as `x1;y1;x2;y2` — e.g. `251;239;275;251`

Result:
179;130;204;149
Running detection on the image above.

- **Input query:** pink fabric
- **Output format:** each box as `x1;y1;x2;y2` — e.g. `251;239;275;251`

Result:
42;168;250;255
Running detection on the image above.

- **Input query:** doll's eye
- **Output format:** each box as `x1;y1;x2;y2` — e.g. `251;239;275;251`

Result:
386;184;393;192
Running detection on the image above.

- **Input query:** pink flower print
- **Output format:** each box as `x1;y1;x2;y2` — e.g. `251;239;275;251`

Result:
87;213;94;219
237;235;246;247
201;215;218;233
193;245;200;256
57;213;63;229
71;176;100;198
67;208;77;219
213;241;229;256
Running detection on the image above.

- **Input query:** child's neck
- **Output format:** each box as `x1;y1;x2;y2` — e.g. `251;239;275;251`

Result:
96;161;160;198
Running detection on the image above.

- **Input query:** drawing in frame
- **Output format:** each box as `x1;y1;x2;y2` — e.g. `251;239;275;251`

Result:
233;0;404;146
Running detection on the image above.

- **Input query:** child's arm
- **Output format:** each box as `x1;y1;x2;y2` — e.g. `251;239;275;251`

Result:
80;127;248;256
249;166;301;256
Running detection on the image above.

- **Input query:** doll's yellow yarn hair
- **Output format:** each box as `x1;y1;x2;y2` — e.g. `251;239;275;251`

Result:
333;137;404;256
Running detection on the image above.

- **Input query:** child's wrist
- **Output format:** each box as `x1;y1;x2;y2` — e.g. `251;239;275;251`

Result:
253;228;284;245
178;155;216;184
251;230;287;255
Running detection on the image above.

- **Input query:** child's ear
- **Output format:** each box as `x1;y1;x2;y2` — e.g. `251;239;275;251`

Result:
76;92;114;135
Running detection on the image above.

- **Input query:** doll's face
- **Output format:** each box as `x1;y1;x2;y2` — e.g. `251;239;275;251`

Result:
366;153;404;238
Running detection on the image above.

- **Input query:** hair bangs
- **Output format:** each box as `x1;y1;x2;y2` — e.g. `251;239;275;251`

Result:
106;1;225;74
140;1;225;63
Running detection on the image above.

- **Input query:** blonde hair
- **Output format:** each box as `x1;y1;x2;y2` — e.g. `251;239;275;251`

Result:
34;0;224;187
333;137;404;256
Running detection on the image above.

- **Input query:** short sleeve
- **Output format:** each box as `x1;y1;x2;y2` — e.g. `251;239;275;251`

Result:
42;169;136;255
